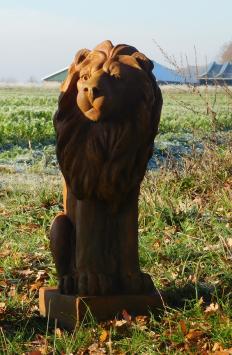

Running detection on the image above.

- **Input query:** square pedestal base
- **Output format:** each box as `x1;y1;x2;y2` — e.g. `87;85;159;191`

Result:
39;287;164;330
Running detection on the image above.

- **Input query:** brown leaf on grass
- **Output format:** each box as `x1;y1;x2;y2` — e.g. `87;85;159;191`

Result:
0;302;6;315
153;241;161;249
213;350;232;355
135;316;148;331
204;303;219;315
0;280;7;287
114;319;127;327
29;281;43;292
55;327;62;338
29;334;47;354
212;342;221;352
226;238;232;248
8;285;16;297
30;305;39;313
99;329;108;343
188;274;197;283
0;250;11;258
26;351;42;355
179;320;188;335
185;329;205;341
35;270;49;282
18;223;39;232
164;225;177;237
114;319;130;336
88;342;106;354
122;309;131;322
16;269;34;277
135;315;149;326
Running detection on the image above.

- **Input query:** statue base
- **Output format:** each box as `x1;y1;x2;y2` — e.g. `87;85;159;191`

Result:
39;287;164;330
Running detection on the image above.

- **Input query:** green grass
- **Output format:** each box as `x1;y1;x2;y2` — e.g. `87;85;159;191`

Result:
0;85;232;148
0;85;231;354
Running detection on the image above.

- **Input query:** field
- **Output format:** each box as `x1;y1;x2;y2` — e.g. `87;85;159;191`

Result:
0;85;232;354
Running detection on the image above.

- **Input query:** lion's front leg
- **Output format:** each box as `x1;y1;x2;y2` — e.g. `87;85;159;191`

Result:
118;192;155;294
67;199;120;296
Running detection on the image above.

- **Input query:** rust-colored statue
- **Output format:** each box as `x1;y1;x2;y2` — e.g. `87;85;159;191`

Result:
50;40;163;296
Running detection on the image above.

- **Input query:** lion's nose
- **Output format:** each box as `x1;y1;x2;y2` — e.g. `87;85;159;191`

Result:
83;86;101;102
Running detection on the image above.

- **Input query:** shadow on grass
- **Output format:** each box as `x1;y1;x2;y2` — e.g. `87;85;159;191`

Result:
161;281;216;309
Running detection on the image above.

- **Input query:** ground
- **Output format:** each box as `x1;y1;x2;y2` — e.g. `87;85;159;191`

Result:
0;84;231;354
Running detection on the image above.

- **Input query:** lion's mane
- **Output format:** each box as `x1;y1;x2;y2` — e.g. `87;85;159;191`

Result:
54;41;162;209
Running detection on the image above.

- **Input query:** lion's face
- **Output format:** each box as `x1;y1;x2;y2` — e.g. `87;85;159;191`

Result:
61;41;155;122
76;65;125;121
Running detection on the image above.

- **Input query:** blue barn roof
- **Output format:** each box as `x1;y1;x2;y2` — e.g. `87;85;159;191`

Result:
199;61;232;81
152;61;188;83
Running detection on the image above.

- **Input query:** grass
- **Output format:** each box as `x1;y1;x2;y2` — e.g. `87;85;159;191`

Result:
0;85;231;353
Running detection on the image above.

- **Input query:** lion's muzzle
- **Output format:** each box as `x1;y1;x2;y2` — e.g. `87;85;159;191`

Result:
77;69;109;121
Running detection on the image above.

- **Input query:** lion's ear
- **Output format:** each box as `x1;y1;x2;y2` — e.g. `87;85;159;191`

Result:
60;49;90;94
74;49;90;65
60;63;79;93
132;52;154;74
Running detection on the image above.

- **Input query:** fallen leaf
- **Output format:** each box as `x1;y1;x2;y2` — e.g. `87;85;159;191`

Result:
0;302;6;314
0;280;7;288
16;269;34;276
114;319;127;327
99;329;108;343
135;315;149;326
185;329;205;341
0;250;11;258
55;328;62;338
35;270;48;282
179;320;188;335
153;241;160;249
29;281;43;292
88;342;106;354
122;309;131;322
30;334;47;354
8;285;16;297
31;305;39;312
226;238;232;248
114;319;130;336
204;303;219;315
213;350;232;355
188;274;197;283
212;342;221;352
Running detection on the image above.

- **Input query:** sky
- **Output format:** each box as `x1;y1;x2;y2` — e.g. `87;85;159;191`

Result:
0;0;231;82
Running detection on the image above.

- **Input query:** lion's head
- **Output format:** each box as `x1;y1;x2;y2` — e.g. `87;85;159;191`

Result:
54;40;162;209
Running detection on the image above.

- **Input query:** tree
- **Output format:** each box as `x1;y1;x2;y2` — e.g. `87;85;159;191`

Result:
220;41;232;63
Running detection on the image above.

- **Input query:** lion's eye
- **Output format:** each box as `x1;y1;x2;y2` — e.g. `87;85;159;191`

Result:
81;74;89;81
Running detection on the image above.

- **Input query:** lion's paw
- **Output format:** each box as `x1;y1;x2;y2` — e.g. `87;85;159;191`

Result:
59;272;115;296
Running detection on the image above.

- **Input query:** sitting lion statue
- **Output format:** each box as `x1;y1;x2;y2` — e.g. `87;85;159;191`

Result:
50;40;163;296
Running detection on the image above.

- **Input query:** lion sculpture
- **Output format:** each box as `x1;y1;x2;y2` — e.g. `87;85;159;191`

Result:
50;40;163;296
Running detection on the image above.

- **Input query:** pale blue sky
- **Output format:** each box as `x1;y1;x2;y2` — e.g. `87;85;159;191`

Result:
0;0;231;82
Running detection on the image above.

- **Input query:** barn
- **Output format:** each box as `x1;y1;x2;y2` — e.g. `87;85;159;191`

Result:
199;61;232;85
42;67;68;82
